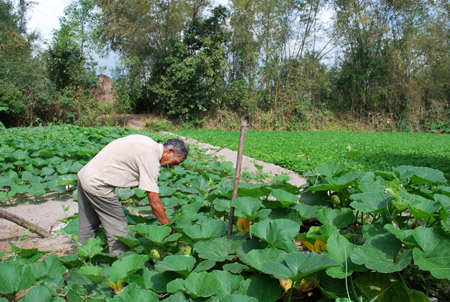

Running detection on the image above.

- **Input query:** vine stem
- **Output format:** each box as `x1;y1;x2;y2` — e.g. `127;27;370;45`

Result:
344;246;351;301
287;279;297;302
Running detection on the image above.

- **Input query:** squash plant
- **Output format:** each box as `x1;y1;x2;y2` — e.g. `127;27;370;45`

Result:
1;125;449;301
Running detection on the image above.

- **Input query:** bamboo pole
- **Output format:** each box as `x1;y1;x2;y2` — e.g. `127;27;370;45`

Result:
227;120;248;236
0;209;52;238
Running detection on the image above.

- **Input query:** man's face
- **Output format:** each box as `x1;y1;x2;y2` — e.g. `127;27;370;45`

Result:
160;149;184;168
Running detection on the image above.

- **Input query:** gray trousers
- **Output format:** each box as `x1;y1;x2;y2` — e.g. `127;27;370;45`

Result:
77;180;129;256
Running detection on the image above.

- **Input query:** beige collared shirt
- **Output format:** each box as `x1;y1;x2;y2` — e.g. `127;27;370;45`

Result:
78;135;164;197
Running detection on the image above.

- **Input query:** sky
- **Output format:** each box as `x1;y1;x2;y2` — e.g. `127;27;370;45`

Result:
27;0;118;76
27;0;71;44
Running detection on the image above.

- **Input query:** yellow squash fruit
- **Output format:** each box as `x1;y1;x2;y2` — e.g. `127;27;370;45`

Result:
150;248;161;260
237;218;251;232
302;239;327;254
179;244;192;255
279;277;319;293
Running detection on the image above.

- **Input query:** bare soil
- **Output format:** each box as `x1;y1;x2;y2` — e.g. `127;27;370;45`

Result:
0;115;306;255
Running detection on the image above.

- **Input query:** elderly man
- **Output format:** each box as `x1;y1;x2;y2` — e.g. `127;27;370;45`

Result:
77;134;188;255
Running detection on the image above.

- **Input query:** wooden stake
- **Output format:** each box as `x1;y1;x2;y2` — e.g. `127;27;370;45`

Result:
0;209;52;238
227;120;248;236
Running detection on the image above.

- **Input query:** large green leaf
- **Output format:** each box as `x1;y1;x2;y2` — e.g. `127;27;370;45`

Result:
77;265;107;283
269;189;299;207
222;262;250;274
222;294;258;302
261;252;339;281
231;196;263;220
308;172;363;192
243;248;287;271
129;269;179;293
355;173;386;193
56;160;73;174
40;166;55;176
311;162;347;178
326;234;366;278
192;259;216;272
109;284;159;302
166;278;186;295
384;225;417;248
128;224;181;246
351;233;412;273
394;165;447;184
109;254;149;279
184;272;221;298
77;238;104;259
116;187;136;201
396;191;441;219
155;255;196;277
250;219;299;252
161;292;190;301
9;149;28;161
292;203;321;220
0;175;14;188
350;192;392;213
210;270;243;298
29;255;66;279
238;274;282;302
0;262;35;294
238;182;271;198
354;272;428;302
298;191;329;207
29;183;47;196
22;171;42;184
411;227;450;279
316;207;356;229
114;235;140;248
298;222;340;243
20;286;52;302
184;219;227;240
193;237;239;262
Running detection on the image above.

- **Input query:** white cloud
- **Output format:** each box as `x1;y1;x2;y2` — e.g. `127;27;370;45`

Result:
27;0;71;44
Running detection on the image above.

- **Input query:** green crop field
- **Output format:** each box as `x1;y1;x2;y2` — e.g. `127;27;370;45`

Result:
176;130;450;179
1;125;449;301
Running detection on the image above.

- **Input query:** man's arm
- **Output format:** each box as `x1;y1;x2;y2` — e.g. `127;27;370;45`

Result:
147;192;170;225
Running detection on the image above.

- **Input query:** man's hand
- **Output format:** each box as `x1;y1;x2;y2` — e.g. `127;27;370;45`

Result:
147;192;170;225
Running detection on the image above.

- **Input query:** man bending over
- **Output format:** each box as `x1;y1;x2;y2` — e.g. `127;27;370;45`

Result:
77;135;188;255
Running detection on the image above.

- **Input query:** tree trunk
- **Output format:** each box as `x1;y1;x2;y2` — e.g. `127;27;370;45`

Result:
0;209;51;238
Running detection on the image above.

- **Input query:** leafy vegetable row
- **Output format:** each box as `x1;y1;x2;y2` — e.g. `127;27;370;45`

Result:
1;125;449;302
175;129;450;180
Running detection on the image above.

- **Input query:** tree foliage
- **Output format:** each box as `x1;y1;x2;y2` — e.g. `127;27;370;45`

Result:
332;0;449;130
1;0;448;130
0;0;47;126
148;6;229;122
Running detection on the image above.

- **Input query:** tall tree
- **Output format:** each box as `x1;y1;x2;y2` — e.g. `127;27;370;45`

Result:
46;0;101;92
59;0;103;60
96;0;210;64
228;0;330;117
148;5;229;122
331;0;440;128
0;0;47;126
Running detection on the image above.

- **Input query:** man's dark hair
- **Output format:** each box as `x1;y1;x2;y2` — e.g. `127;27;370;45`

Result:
164;139;189;159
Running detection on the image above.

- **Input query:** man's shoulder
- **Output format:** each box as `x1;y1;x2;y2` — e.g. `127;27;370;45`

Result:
123;134;155;141
119;134;158;145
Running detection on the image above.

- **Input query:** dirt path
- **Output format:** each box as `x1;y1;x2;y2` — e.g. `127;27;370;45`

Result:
0;117;306;254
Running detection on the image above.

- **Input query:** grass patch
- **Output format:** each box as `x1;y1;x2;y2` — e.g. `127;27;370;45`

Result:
176;130;450;179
